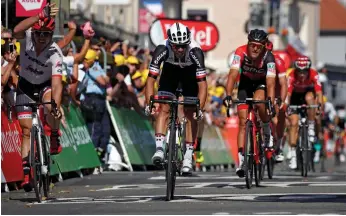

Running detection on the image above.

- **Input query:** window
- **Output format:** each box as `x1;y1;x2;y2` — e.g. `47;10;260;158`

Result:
187;10;208;21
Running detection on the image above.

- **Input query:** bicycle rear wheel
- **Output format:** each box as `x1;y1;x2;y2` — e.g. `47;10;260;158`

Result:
244;122;253;189
30;127;42;203
166;123;177;201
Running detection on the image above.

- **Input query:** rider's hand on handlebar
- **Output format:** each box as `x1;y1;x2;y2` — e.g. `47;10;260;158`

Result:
223;95;232;107
51;107;62;119
145;105;157;116
193;109;204;121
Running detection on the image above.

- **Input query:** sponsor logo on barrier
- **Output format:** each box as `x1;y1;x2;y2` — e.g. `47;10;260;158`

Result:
1;130;21;160
72;126;92;145
149;18;219;52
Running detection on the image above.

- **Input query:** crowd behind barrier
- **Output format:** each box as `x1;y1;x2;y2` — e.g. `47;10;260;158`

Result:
1;22;239;188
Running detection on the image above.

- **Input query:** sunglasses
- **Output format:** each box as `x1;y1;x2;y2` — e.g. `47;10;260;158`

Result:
248;42;265;49
2;37;13;41
33;31;53;37
172;44;187;49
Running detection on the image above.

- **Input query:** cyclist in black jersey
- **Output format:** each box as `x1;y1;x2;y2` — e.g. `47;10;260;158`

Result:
145;22;208;175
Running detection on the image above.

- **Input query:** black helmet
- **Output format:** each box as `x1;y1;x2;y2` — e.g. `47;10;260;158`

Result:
248;29;268;44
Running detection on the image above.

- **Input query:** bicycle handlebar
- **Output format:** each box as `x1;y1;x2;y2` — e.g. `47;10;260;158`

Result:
7;100;58;122
149;95;200;115
225;98;275;118
288;104;320;109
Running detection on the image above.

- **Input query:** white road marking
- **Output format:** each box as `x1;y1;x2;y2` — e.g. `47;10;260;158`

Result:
32;193;346;205
94;181;346;191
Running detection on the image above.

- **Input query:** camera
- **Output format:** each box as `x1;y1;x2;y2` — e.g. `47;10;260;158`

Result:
8;43;15;53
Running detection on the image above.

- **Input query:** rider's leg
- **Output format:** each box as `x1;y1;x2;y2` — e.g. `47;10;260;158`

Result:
182;107;198;173
288;114;299;169
305;91;317;143
195;120;205;164
42;89;62;155
16;93;33;191
152;103;169;164
236;107;247;177
275;106;286;161
254;88;273;148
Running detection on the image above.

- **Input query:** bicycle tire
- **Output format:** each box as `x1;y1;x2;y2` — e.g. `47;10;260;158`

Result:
258;133;265;182
30;127;42;203
41;134;50;198
302;125;309;177
166;122;177;201
267;156;274;179
244;121;253;189
255;133;263;186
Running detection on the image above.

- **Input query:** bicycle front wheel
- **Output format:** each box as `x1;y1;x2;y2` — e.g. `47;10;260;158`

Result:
166;123;177;201
302;125;309;177
41;134;50;198
30;127;42;203
244;121;253;189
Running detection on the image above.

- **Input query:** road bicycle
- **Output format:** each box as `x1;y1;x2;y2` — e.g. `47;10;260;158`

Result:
149;93;200;201
288;104;320;177
227;98;273;188
8;100;58;203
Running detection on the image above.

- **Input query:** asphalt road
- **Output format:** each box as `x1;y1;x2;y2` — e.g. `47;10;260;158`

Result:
2;159;346;215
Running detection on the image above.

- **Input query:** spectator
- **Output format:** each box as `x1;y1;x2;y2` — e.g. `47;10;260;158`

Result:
131;71;145;108
79;49;111;162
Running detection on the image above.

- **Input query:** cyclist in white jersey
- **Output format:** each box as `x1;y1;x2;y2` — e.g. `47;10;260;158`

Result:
13;3;63;192
145;22;208;175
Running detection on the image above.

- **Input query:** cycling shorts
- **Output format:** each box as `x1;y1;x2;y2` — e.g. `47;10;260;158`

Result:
16;77;51;119
158;63;198;98
289;89;316;115
237;74;266;111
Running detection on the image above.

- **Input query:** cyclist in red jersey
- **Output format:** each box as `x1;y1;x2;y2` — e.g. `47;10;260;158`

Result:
225;29;276;178
286;56;323;169
266;41;288;162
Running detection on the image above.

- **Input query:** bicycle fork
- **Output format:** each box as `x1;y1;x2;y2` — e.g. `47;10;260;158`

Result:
33;115;48;175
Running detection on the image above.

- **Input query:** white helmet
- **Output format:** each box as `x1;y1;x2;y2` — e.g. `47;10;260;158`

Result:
167;22;191;45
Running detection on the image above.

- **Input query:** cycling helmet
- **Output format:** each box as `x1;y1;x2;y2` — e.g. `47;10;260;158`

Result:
294;56;311;71
167;22;191;45
32;17;55;31
248;29;268;44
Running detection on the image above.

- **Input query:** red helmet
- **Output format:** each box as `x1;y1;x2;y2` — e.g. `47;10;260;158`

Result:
32;17;55;31
294;56;311;71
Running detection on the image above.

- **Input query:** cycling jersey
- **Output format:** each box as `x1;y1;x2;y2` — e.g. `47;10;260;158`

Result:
148;39;206;82
274;53;287;98
287;68;322;94
19;28;63;85
230;45;276;103
230;45;276;80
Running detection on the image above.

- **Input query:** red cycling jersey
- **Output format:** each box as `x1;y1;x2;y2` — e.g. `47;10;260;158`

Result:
230;45;276;80
274;54;287;97
287;68;322;94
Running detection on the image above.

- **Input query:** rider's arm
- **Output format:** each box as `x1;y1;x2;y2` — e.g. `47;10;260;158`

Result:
276;57;288;102
145;45;168;105
189;47;207;109
265;53;277;104
51;51;64;109
286;71;295;105
226;48;243;96
13;16;40;39
311;69;323;109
